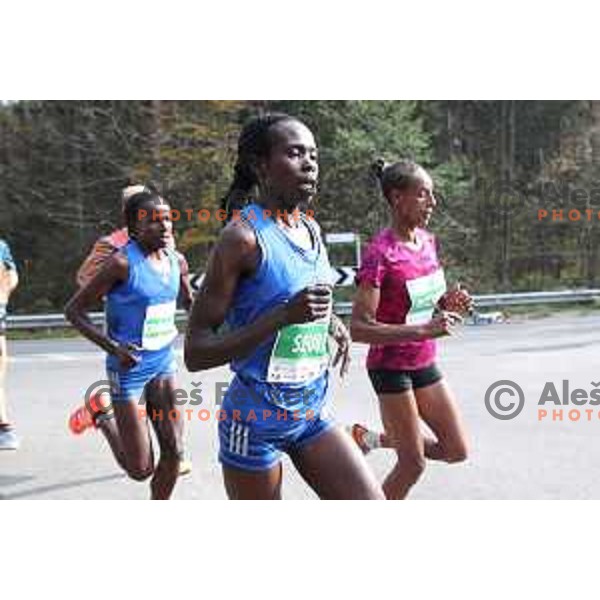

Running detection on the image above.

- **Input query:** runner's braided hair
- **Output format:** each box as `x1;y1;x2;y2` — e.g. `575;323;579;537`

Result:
220;113;303;222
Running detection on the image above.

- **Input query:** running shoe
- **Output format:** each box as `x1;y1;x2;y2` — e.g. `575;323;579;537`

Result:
179;458;192;476
348;423;373;455
68;392;112;435
0;424;19;451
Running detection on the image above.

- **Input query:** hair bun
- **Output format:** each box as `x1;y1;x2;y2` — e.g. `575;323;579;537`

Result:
371;158;387;181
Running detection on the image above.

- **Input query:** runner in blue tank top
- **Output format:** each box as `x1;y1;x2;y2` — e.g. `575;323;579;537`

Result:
67;184;193;477
65;190;193;499
185;113;383;499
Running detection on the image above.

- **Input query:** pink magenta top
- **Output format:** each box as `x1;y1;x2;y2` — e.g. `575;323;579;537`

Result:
355;227;446;371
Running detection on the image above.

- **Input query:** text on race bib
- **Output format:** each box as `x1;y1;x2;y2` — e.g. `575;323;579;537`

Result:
267;306;332;384
142;301;177;350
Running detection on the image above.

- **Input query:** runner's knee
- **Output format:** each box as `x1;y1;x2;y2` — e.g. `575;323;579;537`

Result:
155;437;184;466
125;461;154;481
444;445;468;463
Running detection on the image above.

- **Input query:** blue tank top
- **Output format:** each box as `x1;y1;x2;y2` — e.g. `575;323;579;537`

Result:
227;204;334;406
106;240;180;351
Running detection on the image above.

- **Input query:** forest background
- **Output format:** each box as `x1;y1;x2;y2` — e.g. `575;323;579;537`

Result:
1;100;598;312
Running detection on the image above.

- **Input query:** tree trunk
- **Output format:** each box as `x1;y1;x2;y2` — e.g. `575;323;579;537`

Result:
500;101;515;290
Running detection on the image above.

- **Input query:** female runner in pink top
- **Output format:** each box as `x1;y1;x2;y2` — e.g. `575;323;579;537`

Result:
350;159;473;499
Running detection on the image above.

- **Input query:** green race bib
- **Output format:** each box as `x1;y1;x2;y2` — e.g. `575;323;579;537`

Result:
405;269;447;325
267;310;331;383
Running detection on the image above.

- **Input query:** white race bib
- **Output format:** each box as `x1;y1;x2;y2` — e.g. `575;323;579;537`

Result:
405;269;447;325
142;301;177;350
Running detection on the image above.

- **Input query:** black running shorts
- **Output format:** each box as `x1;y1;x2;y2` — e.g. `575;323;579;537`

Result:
368;363;443;395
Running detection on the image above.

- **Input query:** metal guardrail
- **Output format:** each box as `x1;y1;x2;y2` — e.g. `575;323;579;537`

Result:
6;289;600;330
333;289;600;316
7;310;190;330
336;289;600;315
471;289;600;307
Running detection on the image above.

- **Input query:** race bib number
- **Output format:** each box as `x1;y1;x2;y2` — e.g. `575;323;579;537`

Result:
267;308;331;384
405;269;447;325
142;301;177;350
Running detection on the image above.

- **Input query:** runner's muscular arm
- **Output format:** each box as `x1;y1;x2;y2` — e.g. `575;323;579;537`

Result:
177;253;193;312
184;222;288;372
184;221;330;372
76;237;115;288
65;253;130;355
351;282;456;343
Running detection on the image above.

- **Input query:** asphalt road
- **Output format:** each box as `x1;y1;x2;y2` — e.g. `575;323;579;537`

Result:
2;313;600;499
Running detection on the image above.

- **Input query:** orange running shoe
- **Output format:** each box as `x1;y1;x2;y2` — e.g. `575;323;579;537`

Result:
68;405;95;435
68;392;112;435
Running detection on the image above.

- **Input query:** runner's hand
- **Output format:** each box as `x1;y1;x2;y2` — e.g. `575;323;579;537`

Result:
330;317;351;378
284;285;332;325
114;342;142;369
438;283;473;316
423;311;463;338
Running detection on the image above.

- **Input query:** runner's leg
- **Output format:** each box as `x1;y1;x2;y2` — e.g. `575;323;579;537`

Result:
222;464;283;500
377;390;427;499
415;379;469;463
145;376;182;500
110;399;155;481
0;335;8;424
290;426;384;499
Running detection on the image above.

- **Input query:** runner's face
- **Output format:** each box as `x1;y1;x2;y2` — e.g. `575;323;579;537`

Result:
259;121;319;209
392;170;436;228
136;203;173;251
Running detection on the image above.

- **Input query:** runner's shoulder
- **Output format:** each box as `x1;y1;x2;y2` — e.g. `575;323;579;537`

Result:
217;219;259;275
221;219;258;253
103;247;129;276
91;235;120;258
105;228;129;248
363;228;393;259
305;212;322;230
172;249;189;274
